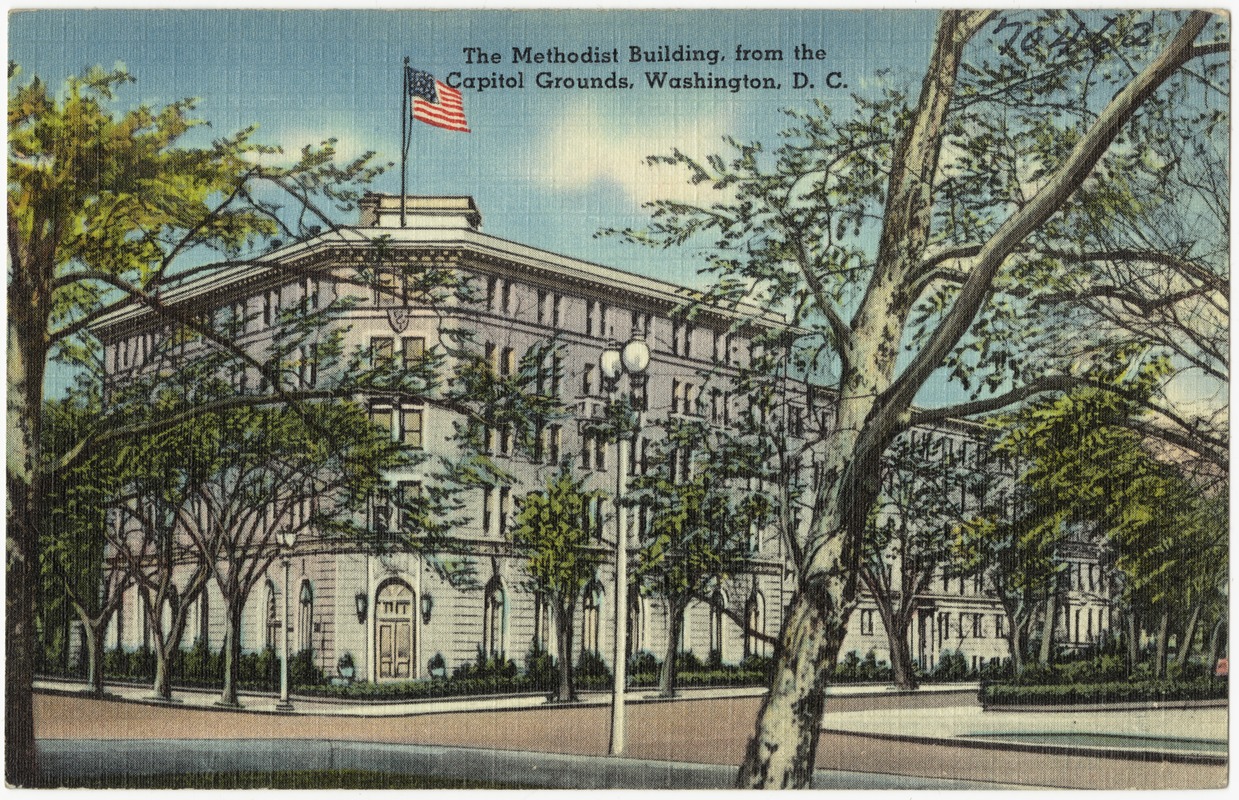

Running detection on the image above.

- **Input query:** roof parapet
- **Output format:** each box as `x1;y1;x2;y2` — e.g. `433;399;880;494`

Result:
358;194;482;230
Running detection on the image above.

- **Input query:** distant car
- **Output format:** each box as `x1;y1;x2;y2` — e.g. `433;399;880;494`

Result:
1215;658;1228;677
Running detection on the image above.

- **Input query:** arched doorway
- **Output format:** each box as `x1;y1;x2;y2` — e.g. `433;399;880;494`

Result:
375;579;415;680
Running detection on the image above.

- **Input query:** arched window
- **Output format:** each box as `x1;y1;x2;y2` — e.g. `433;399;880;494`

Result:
263;580;279;651
709;589;727;661
298;581;314;652
483;578;507;659
627;585;643;657
197;591;210;648
582;582;602;655
744;591;767;658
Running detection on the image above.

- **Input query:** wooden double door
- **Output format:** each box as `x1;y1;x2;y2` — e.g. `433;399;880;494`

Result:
376;581;415;680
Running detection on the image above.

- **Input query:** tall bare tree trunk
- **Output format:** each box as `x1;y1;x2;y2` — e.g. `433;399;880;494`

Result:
736;576;850;788
1126;610;1141;675
7;286;49;787
554;599;576;702
1154;610;1170;680
659;598;687;697
1176;601;1203;669
219;599;245;707
875;602;918;689
1038;592;1058;667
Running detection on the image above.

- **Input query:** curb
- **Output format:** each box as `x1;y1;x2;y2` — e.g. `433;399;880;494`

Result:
36;738;1040;790
817;726;1227;766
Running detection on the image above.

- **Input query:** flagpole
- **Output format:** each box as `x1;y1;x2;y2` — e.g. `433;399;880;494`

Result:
400;56;409;227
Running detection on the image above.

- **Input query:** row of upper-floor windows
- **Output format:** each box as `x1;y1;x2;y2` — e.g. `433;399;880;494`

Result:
480;275;749;363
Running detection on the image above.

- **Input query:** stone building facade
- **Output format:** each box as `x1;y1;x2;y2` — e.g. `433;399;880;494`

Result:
97;195;1109;684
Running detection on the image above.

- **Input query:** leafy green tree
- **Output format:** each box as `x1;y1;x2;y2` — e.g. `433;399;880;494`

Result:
860;433;979;689
606;11;1226;786
104;422;214;701
985;374;1227;678
6;63;387;783
955;492;1062;675
173;402;402;707
39;393;132;694
629;418;771;696
509;469;605;702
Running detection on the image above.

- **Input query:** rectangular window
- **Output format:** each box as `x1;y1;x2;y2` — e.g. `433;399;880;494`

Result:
595;436;606;471
498;486;511;536
995;615;1006;639
402;337;425;367
370;405;393;439
482;487;493;536
486;277;498;312
586;300;597;337
301;277;318;312
400;407;423;448
371;337;395;364
372;488;392;535
537;289;548;325
547;425;561;464
582;364;595;397
581;432;592;471
671;379;681;414
501;281;512;316
972;613;983;638
501;346;515;377
396;481;421;531
376;269;400;306
485;341;496;373
552;294;562;328
860;609;874;636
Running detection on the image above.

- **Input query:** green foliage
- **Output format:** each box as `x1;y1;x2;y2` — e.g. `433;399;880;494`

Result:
452;647;518;682
931;650;972;682
575;650;612;681
981;678;1226;708
524;645;556;690
834;650;895;683
510;469;604;602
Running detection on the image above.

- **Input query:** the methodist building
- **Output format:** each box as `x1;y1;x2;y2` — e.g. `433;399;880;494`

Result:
96;194;1111;684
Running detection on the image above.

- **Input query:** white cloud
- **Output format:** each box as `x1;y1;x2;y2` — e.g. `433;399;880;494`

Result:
533;97;736;207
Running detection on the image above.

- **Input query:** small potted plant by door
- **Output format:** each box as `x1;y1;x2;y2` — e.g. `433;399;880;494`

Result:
337;652;356;685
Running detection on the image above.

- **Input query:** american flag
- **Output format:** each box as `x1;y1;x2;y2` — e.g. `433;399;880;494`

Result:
408;68;470;133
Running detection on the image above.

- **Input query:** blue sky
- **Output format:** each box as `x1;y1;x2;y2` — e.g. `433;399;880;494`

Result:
10;9;937;288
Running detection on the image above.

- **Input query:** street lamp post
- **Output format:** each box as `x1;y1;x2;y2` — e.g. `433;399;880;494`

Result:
276;527;299;711
599;326;650;757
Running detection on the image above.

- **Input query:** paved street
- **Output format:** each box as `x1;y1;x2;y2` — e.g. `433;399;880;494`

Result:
33;683;1227;789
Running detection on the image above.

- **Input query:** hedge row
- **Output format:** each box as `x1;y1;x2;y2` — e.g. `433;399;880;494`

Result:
296;668;768;700
980;677;1227;708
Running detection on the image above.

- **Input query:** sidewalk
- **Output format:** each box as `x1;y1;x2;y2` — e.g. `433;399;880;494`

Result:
821;700;1228;763
34;675;974;717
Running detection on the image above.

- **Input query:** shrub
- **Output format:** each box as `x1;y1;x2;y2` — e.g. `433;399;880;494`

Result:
981;677;1227;708
576;650;611;681
932;650;971;681
524;645;556;690
453;648;518;681
674;650;702;672
289;649;325;687
628;649;659;674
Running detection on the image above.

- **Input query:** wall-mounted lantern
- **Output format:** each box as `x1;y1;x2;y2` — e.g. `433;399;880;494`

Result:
355;592;368;624
421;593;434;625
